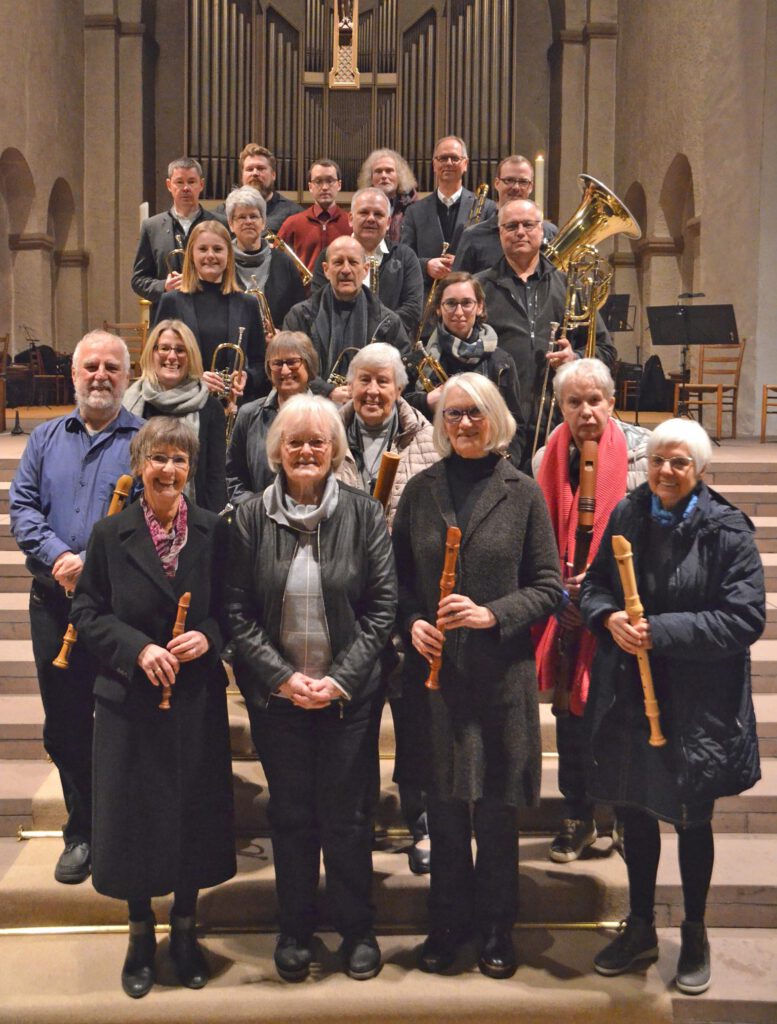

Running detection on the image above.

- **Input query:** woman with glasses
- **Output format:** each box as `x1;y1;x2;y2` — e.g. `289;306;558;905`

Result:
225;332;319;506
392;374;562;979
409;272;525;464
227;394;396;982
580;418;764;995
71;418;235;998
123;319;226;512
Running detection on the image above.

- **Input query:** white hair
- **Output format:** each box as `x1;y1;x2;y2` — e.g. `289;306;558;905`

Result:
72;330;130;374
265;394;347;472
432;372;516;457
347;343;408;391
350;188;391;215
554;358;615;402
225;186;267;221
647;418;712;472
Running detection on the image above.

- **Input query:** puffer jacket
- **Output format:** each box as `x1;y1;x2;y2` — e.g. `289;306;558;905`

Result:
580;481;764;814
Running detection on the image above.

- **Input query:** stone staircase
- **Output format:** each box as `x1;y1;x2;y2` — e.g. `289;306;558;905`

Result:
0;432;775;1022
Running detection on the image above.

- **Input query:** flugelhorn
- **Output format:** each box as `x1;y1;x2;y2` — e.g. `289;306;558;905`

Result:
327;346;361;387
165;232;186;275
212;326;246;443
263;230;312;286
246;274;276;339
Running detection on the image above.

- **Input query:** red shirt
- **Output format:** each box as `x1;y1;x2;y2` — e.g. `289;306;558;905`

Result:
276;203;352;270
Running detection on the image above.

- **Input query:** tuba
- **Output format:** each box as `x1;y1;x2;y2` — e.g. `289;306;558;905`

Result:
543;174;641;272
263;230;312;286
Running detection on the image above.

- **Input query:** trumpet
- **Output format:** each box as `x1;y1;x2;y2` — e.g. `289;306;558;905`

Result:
413;344;448;394
368;254;381;295
165;232;185;275
246;274;276;339
465;182;490;228
414;242;450;346
263;230;312;286
328;346;361;387
212;326;246;443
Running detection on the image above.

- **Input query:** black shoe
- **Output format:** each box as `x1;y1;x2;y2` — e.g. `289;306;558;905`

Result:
407;811;431;875
478;925;517;979
54;841;91;884
274;933;313;982
122;916;156;998
676;921;711;995
417;927;463;974
341;932;382;980
594;916;659;976
169;914;210;989
549;819;597;863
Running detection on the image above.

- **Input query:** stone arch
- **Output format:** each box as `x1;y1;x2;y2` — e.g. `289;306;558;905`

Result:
0;148;35;235
659;153;697;294
623;180;648;241
47;178;78;349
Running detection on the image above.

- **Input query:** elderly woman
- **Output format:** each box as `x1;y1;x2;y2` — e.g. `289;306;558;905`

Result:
71;418;235;998
123;319;226;512
153;219;266;401
225;331;319;506
393;374;562;978
580;418;764;995
410;272;525;463
227;394;397;983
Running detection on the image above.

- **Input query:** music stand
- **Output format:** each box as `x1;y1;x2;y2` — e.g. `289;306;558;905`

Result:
602;294;634;334
646;304;738;442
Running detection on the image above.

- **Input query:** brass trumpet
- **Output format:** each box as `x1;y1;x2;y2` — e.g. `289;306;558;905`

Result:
212;326;246;443
263;230;312;286
328;346;361;387
246;274;276;339
165;232;186;275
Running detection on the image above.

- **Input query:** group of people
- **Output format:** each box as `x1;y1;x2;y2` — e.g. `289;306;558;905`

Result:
8;133;764;1003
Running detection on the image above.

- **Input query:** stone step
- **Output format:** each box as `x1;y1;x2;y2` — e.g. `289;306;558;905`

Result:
713;484;777;516
0;760;53;836
0;694;46;758
0;592;31;640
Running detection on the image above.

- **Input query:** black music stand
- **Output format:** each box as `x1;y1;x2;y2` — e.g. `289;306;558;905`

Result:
602;294;635;334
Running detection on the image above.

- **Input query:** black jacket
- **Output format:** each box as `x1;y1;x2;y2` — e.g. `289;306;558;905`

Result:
227;482;398;711
580;482;764;817
225;391;279;505
453;214;558;275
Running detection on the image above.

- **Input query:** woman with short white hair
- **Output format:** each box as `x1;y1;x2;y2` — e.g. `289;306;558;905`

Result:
581;417;764;995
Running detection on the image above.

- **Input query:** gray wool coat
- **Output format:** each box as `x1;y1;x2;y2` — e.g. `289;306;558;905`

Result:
392;456;563;805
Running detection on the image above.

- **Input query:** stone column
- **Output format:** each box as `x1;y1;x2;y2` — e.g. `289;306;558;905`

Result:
7;234;54;348
54;251;90;351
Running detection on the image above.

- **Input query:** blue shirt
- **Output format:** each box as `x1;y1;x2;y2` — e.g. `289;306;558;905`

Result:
10;407;144;581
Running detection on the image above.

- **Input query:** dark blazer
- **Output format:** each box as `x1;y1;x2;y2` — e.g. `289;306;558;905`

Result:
71;500;235;898
131;208;227;305
153;289;267;399
400;189;498;289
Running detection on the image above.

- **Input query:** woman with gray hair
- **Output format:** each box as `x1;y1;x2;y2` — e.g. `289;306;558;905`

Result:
227;394;397;983
71;418;235;998
581;418;764;994
393;374;563;979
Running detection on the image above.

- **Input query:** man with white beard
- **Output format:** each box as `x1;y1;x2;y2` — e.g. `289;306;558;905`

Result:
10;331;143;885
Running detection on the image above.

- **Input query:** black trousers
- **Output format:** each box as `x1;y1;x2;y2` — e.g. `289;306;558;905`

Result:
426;795;519;933
556;712;594;822
28;581;96;844
249;692;382;940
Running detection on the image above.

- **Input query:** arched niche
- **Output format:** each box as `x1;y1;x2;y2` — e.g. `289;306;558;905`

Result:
623;180;647;241
47;178;76;254
47;178;78;348
0;148;35;236
659;153;697;293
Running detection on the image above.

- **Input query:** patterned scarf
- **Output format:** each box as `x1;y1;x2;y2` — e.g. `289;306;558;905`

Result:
141;495;189;578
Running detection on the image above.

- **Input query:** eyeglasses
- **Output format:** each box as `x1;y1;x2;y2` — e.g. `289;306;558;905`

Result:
310;177;339;187
497;177;533;188
270;357;303;371
283;436;331;453
146;454;189;469
499;220;542;233
434;155;463;164
155;345;187;357
648;455;695;472
442;406;486;424
441;298;478;313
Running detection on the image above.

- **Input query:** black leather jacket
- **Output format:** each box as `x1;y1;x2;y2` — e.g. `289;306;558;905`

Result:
226;481;397;711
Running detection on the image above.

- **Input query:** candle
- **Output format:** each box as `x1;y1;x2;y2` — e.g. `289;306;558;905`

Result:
139;202;149;228
534;154;545;214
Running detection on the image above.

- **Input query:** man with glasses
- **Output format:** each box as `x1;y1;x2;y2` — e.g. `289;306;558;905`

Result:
454;155;558;275
400;136;496;302
476;199;616;465
10;331;143;886
276;159;352;271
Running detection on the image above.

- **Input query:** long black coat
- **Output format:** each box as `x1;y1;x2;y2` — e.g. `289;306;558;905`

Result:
71;500;236;900
392;457;563;805
580;482;764;824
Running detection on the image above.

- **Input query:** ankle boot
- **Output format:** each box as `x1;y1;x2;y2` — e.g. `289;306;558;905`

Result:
170;913;210;989
676;920;711;995
121;916;156;998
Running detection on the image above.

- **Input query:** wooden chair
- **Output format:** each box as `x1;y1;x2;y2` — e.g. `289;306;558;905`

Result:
760;385;777;443
29;347;66;406
102;320;148;378
672;339;746;439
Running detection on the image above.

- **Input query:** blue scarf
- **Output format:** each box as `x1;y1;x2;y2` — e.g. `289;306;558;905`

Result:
650;491;699;526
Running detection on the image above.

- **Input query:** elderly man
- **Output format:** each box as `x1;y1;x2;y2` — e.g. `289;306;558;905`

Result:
311;187;423;336
131;157;226;308
230;143;302;232
400;136;497;300
283;235;409;401
453;155;558;275
357;149;418;243
10;331;143;884
226;186;307;329
533;359;648;863
276;158;352;271
476;198;617;456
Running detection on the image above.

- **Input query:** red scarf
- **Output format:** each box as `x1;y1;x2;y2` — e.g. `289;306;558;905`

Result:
534;420;628;715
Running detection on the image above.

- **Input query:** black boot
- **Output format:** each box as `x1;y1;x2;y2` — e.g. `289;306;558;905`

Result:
121;916;156;999
170;913;210;989
407;811;431;875
676;920;711;995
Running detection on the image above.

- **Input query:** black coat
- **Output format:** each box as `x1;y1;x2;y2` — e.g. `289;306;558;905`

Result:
71;500;235;899
226;482;398;712
392;457;563;804
580;482;764;822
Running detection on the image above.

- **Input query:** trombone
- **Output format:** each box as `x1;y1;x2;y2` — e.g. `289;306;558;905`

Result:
211;325;246;444
368;255;380;295
263;230;312;286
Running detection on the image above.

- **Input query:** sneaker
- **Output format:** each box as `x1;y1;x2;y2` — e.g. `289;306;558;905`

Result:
676;921;711;995
341;932;382;980
594;916;659;976
274;933;313;982
54;841;91;884
549;819;597;863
